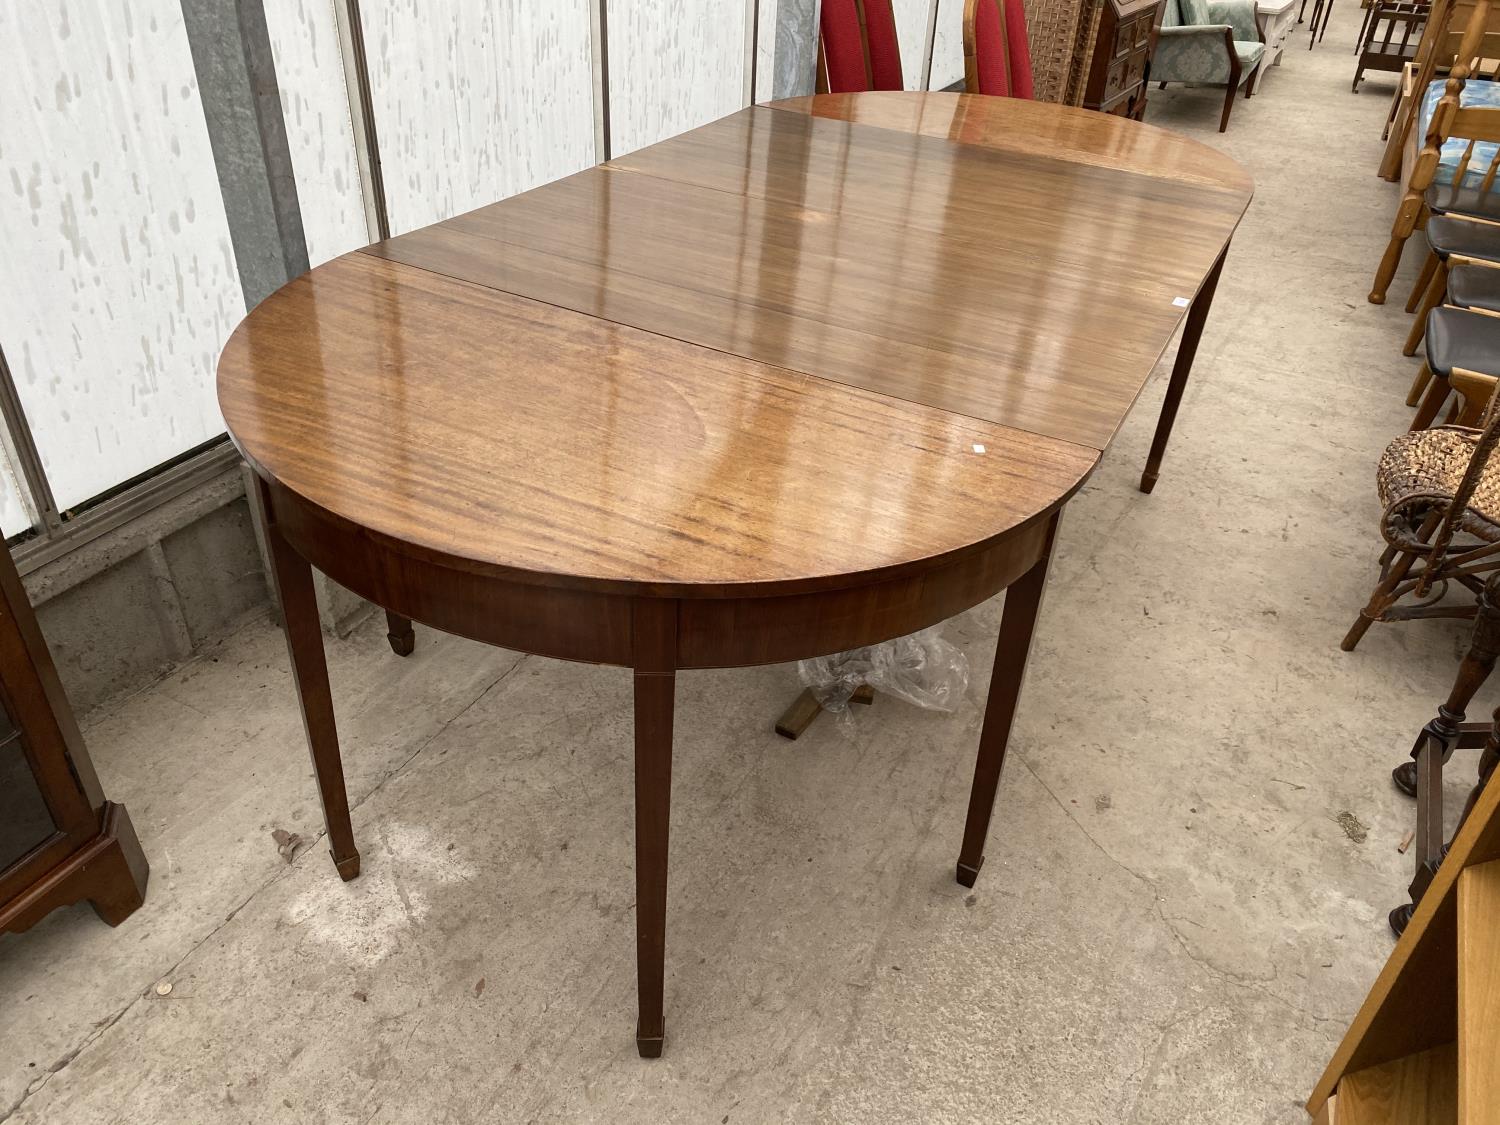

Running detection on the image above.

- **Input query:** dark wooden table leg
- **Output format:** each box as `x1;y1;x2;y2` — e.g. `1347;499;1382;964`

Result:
254;477;362;882
1139;244;1229;494
385;611;416;656
957;515;1059;887
632;598;679;1058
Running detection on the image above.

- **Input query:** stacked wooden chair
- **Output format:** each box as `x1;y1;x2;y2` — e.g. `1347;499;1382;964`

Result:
1370;0;1500;303
1353;0;1429;93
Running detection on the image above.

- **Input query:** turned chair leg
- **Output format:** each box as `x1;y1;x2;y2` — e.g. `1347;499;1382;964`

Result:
1390;572;1500;933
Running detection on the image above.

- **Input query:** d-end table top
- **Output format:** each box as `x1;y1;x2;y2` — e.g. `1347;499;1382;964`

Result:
219;253;1096;596
219;93;1250;597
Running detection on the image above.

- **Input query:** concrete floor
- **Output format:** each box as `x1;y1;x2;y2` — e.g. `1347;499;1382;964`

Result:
0;12;1478;1123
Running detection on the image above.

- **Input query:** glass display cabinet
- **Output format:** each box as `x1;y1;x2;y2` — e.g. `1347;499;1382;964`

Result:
0;543;147;936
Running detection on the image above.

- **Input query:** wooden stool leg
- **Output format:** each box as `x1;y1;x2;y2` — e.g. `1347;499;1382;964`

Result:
255;476;361;881
1140;244;1228;493
632;599;678;1059
1407;361;1434;408
957;516;1059;887
385;611;415;656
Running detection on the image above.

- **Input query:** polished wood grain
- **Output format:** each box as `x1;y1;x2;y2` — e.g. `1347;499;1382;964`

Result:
769;92;1255;194
1308;751;1500;1114
259;471;1058;670
1457;860;1500;1121
1337;1042;1458;1125
220;253;1096;597
367;104;1249;452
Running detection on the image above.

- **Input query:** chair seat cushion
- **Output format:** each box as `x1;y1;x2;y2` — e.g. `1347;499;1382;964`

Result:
1426;305;1500;375
1418;78;1500;188
1234;40;1265;66
1448;265;1500;313
1427;182;1500;222
1426;214;1500;261
1378;426;1500;537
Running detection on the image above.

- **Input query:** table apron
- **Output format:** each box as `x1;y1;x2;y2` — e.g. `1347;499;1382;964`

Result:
269;484;1055;671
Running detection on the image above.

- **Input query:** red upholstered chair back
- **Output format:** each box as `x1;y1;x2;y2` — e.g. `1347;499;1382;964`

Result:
818;0;905;93
963;0;1035;99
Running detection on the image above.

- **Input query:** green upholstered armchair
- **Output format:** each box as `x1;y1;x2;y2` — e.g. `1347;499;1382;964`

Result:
1153;0;1266;131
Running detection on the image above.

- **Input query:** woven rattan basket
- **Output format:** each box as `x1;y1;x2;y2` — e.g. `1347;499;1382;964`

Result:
1022;0;1102;103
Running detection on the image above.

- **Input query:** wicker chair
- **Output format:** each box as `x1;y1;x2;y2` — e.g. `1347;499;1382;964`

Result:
1344;367;1500;649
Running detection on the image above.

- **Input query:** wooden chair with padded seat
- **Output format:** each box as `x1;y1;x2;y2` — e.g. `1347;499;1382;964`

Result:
1408;303;1500;420
1344;366;1500;649
818;0;906;93
1401;213;1500;355
963;0;1037;98
1398;181;1500;314
1369;0;1500;303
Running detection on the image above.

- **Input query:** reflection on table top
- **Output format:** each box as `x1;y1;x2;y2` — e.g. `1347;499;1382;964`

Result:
219;94;1250;595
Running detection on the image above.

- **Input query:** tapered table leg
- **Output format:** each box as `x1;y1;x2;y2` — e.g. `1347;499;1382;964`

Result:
1139;244;1229;494
957;517;1059;887
254;476;361;882
632;599;678;1058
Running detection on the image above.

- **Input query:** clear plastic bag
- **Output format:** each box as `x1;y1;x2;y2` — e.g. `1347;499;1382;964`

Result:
797;627;970;718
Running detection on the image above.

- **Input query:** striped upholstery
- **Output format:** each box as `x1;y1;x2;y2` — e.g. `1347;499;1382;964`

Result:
820;0;905;92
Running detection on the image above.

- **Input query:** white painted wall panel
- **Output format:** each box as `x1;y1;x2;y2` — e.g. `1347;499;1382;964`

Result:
362;0;597;236
263;0;369;264
0;0;244;512
892;0;931;87
609;0;749;157
930;0;967;89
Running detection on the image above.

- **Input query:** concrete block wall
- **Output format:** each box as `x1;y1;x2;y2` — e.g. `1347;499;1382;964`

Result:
25;468;370;716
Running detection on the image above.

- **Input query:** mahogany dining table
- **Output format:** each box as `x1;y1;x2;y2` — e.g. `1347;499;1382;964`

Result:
218;92;1252;1057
